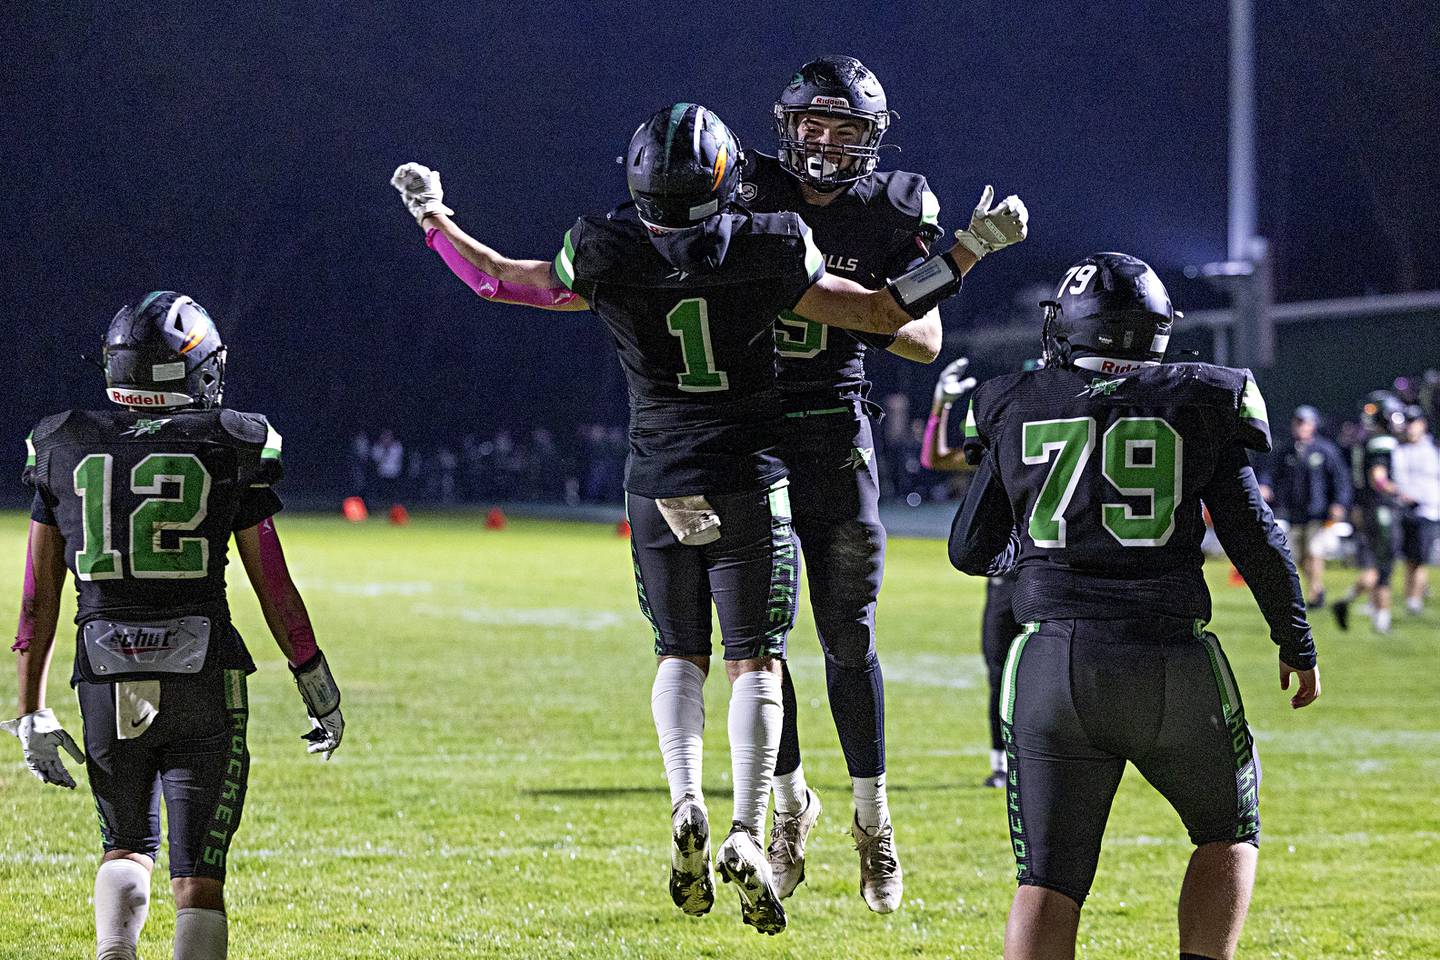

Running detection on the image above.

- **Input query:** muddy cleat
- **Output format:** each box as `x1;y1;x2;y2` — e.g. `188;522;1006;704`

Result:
982;769;1007;789
1332;598;1350;632
716;823;786;935
767;788;821;899
668;795;714;916
852;814;904;913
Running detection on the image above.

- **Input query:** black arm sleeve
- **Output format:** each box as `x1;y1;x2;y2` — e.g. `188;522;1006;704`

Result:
1329;445;1353;509
1201;444;1317;669
948;451;1019;576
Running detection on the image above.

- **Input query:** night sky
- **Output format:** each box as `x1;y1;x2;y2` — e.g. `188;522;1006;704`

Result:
5;2;1437;494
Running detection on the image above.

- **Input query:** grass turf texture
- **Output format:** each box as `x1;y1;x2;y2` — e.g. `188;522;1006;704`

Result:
1;511;1437;959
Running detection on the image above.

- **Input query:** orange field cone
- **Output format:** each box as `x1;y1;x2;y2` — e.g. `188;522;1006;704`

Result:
342;496;368;523
485;507;508;530
616;518;631;538
388;504;410;525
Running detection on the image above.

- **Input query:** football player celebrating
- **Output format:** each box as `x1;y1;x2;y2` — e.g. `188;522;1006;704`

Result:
5;293;343;960
919;356;1014;790
949;254;1319;960
391;102;1024;934
740;55;1022;912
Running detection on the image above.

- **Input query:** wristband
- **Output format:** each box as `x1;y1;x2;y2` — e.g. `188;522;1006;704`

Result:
886;247;964;320
291;650;341;719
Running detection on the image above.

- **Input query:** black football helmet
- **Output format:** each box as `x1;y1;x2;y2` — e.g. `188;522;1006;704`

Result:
1360;390;1406;435
625;103;743;231
1041;252;1178;369
103;291;226;409
773;55;890;190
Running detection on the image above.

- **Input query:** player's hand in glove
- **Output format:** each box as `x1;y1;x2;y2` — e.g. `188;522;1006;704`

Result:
953;185;1028;261
391;162;455;226
1;708;86;788
291;651;344;760
931;357;977;414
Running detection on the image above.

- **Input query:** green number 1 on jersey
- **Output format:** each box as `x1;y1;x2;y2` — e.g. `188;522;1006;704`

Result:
666;298;729;392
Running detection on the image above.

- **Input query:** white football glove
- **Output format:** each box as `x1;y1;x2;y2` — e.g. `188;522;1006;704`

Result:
953;185;1028;261
292;651;343;760
1;708;85;789
932;356;978;412
390;162;455;226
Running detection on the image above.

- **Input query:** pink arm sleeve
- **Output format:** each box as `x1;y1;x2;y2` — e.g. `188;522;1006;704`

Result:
919;413;942;471
425;228;579;308
12;540;36;652
255;519;318;666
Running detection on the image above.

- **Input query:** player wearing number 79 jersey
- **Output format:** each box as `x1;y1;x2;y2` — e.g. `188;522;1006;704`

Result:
949;252;1319;960
7;292;342;960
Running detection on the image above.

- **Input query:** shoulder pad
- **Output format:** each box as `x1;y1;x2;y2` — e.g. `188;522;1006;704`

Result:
874;170;940;222
561;210;647;287
29;411;74;447
220;409;272;447
744;213;824;281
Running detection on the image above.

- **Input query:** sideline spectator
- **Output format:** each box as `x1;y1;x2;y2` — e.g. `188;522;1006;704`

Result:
1257;405;1351;607
371;429;405;506
1393;406;1440;614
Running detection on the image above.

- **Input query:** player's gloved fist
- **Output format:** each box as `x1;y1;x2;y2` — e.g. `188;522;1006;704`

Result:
290;650;343;760
932;356;977;413
1;708;85;789
953;185;1028;261
390;162;455;226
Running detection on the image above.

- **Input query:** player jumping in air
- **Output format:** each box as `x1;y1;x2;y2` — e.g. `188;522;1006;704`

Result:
949;253;1320;960
391;102;1025;933
5;293;343;960
740;56;1022;912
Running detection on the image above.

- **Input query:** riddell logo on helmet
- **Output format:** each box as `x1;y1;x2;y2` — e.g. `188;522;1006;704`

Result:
1098;359;1145;374
108;387;188;407
811;95;850;108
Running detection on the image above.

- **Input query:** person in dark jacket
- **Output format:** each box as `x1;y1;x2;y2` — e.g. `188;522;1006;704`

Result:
1256;405;1352;607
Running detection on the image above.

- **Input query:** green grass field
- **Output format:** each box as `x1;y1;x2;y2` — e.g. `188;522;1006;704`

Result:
1;511;1437;958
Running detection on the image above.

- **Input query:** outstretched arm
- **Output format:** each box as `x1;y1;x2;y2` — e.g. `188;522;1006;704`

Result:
392;162;587;310
921;358;977;472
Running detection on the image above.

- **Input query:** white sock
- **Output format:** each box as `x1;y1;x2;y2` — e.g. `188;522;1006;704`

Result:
174;907;227;960
1375;608;1392;632
989;749;1008;773
1406;597;1423;614
852;773;890;831
95;859;151;960
651;658;706;806
772;765;809;816
728;670;782;838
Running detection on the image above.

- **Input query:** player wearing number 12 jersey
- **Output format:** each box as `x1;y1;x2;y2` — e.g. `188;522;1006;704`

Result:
391;101;1019;934
948;253;1319;960
6;292;342;960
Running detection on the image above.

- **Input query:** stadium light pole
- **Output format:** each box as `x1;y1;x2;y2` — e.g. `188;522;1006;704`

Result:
1194;0;1275;369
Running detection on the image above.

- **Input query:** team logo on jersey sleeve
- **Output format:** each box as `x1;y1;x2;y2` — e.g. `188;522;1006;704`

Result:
843;446;874;471
738;182;758;202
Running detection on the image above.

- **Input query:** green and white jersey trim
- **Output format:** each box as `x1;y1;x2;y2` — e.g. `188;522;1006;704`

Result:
24;432;36;468
261;421;283;461
1000;623;1040;725
800;226;824;281
1240;376;1269;428
554;229;577;290
964;400;979;440
920;187;941;228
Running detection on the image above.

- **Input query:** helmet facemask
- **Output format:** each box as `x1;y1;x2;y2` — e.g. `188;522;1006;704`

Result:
773;106;888;190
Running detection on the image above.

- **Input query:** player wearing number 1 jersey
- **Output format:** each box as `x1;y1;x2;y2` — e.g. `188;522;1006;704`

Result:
948;253;1319;960
391;101;1018;934
6;293;342;960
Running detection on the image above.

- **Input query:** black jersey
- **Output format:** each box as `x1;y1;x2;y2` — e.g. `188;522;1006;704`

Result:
553;203;824;498
951;362;1315;667
739;153;943;407
1352;432;1399;509
24;408;283;677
